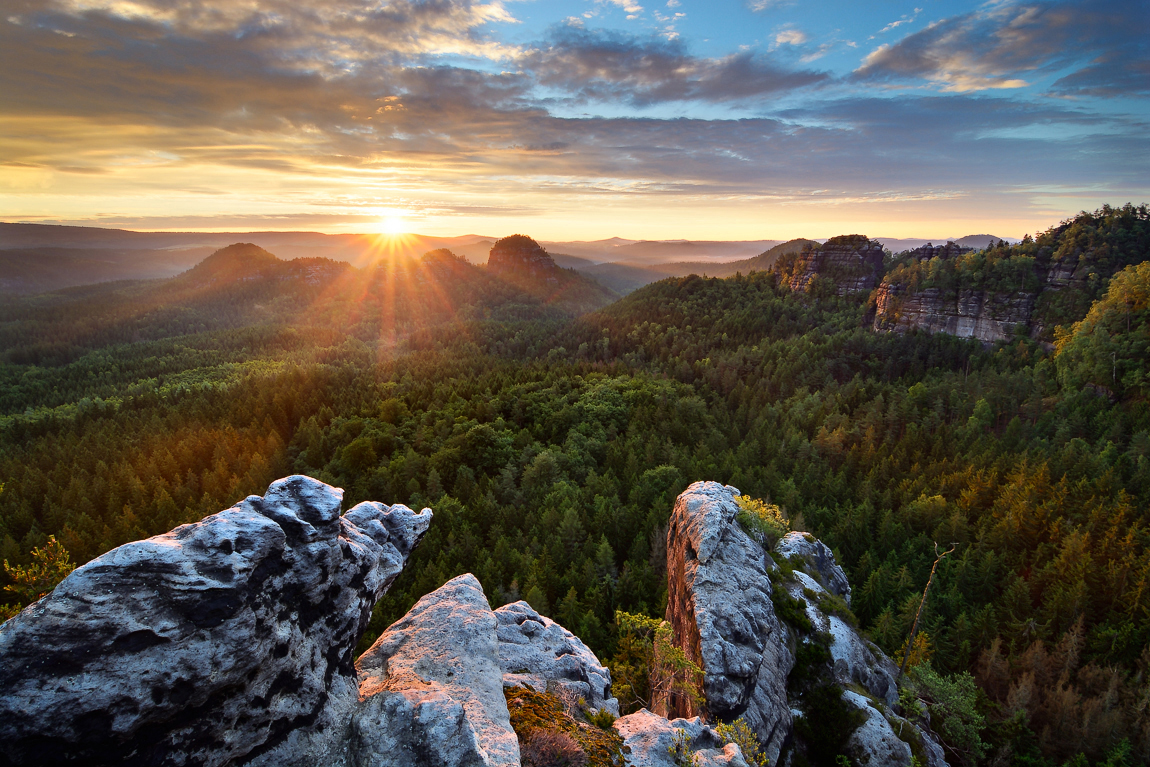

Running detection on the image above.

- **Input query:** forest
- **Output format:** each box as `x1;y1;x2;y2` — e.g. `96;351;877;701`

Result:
1;207;1149;766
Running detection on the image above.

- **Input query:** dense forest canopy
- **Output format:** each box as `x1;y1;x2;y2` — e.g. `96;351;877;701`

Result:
1;206;1148;766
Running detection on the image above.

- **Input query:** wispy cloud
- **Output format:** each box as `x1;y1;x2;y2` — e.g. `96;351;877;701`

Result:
853;0;1148;94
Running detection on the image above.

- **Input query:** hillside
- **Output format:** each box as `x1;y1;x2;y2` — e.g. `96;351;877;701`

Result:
485;235;618;314
0;207;1148;766
874;204;1150;342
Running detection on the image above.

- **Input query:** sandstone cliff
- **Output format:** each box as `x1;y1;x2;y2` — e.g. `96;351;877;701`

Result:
663;482;949;767
774;235;885;296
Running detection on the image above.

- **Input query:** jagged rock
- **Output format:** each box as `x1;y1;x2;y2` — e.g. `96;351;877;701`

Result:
353;573;520;767
841;691;913;767
494;600;621;716
0;476;431;767
775;532;851;603
777;235;885;295
663;481;793;763
613;709;748;767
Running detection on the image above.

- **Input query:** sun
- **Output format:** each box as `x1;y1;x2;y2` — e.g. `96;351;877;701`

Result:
381;215;406;235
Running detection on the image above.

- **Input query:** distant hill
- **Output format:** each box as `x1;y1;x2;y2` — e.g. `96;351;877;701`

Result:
485;235;618;314
876;234;1017;253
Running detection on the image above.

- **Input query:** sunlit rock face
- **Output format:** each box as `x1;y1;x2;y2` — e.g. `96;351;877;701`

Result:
612;709;749;767
661;482;950;767
662;481;793;764
487;234;561;283
873;283;1037;342
781;235;886;295
352;573;520;767
0;476;431;767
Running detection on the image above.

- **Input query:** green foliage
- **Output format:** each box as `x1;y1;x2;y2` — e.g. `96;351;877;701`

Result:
771;581;813;633
505;686;624;767
609;610;703;716
791;684;866;766
668;729;698;767
736;494;790;547
2;535;76;618
1055;261;1150;399
716;717;770;767
1;208;1149;763
909;662;986;766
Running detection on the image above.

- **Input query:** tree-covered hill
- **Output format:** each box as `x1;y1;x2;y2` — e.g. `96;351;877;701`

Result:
1;207;1148;765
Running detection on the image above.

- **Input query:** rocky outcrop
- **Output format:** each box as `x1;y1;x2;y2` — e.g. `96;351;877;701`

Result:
663;482;793;763
0;476;431;767
775;531;850;603
663;482;949;767
487;235;561;283
613;709;748;767
901;242;972;261
872;283;1036;342
777;235;885;295
495;600;620;716
352;573;520;767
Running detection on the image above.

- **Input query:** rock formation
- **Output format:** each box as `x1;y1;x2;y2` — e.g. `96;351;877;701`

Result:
663;482;793;763
613;709;747;767
663;481;949;767
487;235;562;283
776;235;885;295
872;283;1036;342
0;475;431;767
775;531;851;603
901;242;972;261
495;600;620;716
352;574;520;767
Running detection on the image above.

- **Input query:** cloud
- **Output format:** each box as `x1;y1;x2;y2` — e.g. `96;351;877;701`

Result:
528;26;828;106
774;29;807;46
853;0;1148;95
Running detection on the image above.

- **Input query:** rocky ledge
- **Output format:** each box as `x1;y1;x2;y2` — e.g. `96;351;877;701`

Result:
0;478;951;767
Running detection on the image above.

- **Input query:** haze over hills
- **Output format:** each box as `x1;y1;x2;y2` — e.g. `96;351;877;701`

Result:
0;223;1017;296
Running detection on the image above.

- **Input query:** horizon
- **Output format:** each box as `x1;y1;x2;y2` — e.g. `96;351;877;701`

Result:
0;220;1025;245
2;0;1147;240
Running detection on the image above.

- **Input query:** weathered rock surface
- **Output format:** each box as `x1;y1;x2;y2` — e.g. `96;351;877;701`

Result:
872;283;1036;342
613;709;748;767
663;481;793;763
778;235;885;295
775;531;850;603
841;691;912;767
0;475;431;767
901;242;972;261
353;573;520;767
495;600;620;716
780;569;895;705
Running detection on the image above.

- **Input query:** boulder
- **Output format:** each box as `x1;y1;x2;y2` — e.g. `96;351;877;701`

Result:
613;709;748;767
775;532;851;603
494;600;620;716
352;573;520;767
663;481;792;763
0;475;431;767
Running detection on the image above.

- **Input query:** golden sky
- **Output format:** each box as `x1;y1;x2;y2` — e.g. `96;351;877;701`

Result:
2;0;1147;240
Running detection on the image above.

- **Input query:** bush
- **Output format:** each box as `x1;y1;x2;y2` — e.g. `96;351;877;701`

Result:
716;717;769;767
523;729;588;767
736;495;790;547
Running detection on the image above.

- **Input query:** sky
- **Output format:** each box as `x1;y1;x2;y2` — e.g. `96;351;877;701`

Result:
1;0;1148;240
